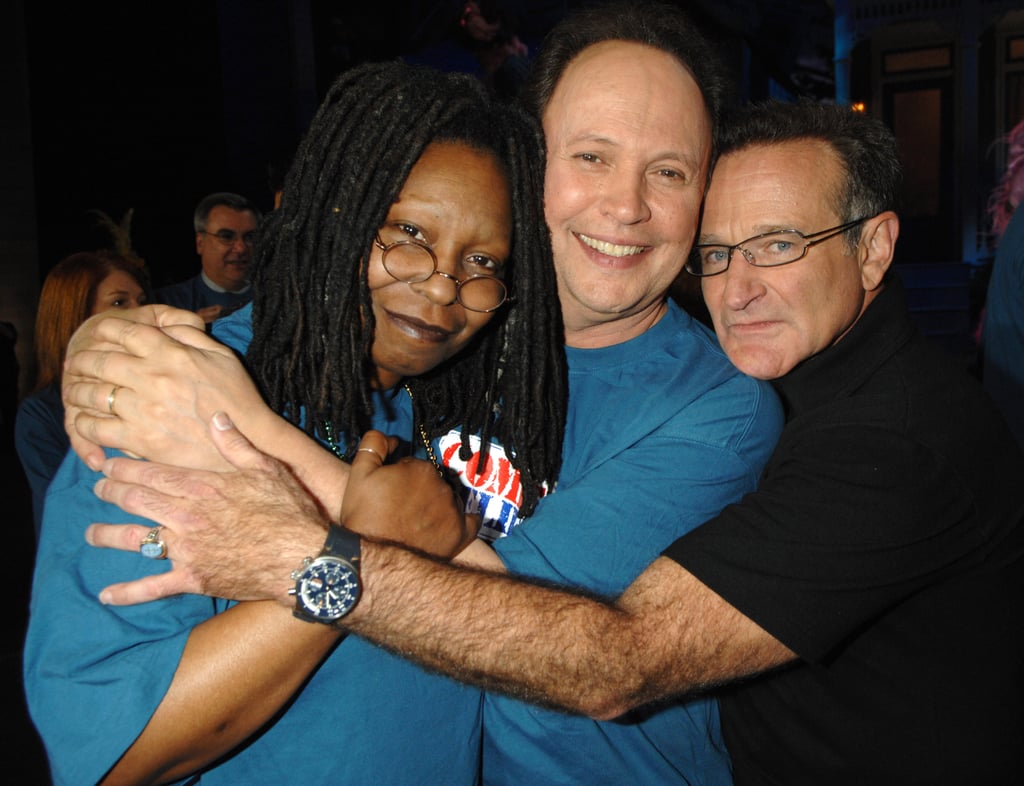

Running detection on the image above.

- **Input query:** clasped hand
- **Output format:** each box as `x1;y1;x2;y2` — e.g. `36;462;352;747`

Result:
62;304;261;472
86;416;479;605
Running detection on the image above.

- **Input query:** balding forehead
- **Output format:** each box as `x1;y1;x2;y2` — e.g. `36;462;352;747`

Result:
543;41;711;173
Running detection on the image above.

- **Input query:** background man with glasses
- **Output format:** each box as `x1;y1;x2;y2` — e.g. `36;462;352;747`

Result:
157;191;262;323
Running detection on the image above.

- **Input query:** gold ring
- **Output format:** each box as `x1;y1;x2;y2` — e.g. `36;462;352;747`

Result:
107;385;122;415
356;447;384;464
139;526;167;560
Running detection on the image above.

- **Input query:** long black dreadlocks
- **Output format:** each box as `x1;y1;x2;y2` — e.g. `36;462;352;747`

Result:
245;60;566;516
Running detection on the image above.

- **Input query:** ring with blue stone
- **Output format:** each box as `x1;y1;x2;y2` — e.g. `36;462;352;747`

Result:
140;526;168;560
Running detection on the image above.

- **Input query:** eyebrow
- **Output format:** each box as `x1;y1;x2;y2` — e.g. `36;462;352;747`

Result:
566;133;703;166
698;224;803;244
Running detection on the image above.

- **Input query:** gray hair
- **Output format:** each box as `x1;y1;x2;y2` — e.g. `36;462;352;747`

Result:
193;191;262;233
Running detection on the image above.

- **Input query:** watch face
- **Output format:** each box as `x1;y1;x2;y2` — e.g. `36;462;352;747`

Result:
297;557;360;621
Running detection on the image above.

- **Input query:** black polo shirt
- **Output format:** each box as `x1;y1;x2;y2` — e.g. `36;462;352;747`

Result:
666;277;1024;784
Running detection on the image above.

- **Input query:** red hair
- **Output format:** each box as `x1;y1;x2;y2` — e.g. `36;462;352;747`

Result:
32;251;149;392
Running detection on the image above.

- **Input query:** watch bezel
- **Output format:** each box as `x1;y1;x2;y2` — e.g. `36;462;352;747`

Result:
293;555;360;621
290;525;362;623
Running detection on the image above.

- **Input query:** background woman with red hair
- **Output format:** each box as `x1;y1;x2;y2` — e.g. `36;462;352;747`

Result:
14;250;148;537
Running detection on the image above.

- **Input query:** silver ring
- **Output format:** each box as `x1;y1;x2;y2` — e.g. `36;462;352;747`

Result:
356;447;384;464
107;385;122;415
140;526;168;560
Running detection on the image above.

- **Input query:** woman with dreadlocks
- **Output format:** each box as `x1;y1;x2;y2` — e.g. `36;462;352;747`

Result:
26;61;565;785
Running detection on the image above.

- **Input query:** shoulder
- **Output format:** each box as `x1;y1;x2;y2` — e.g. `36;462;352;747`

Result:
211;302;254;354
156;275;201;308
644;303;754;391
568;304;783;457
156;273;201;293
636;306;783;448
17;384;62;421
15;386;65;445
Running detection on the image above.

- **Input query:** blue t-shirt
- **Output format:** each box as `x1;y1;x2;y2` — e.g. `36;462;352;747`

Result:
24;305;482;785
481;302;784;785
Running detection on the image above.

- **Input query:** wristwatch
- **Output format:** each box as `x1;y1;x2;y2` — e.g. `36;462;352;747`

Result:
289;525;361;623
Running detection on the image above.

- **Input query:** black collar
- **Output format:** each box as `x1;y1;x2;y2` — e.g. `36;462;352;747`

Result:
771;275;917;416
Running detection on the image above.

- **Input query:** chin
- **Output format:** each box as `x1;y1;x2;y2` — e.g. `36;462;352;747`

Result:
725;349;779;381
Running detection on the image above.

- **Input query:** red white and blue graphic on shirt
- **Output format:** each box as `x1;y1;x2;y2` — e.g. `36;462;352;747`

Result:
436;431;547;542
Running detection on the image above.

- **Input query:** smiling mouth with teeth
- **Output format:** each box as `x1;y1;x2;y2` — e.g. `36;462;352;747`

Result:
577;233;648;257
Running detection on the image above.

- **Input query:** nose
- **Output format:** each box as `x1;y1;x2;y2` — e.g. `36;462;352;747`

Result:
409;269;459;307
718;253;767;311
600;170;651;225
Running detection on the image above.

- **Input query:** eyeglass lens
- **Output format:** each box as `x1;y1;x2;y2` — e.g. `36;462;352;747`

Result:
694;231;807;275
687;217;868;277
208;230;256;246
381;242;506;312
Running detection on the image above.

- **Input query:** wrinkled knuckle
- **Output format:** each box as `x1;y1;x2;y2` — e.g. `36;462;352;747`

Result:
121;526;146;549
119;319;141;341
84;416;104;443
176;507;208;529
81;362;100;384
120;485;149;510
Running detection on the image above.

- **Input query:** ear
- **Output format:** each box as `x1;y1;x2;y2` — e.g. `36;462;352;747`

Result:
195;232;204;255
857;211;898;291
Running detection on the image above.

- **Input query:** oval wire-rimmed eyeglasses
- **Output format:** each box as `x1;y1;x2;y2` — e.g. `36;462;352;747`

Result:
685;217;871;277
374;233;510;313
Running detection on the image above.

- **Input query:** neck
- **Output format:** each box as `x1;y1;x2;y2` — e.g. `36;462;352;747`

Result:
369;368;401;391
201;270;247;294
563;299;669;349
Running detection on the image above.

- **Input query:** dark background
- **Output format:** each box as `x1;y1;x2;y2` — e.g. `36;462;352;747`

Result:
22;0;834;290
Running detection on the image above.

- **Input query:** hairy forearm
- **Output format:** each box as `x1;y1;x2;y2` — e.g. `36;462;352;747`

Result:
347;540;636;716
101;602;340;785
347;544;794;719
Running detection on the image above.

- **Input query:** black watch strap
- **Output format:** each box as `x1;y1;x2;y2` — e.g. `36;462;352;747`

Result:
322;524;361;563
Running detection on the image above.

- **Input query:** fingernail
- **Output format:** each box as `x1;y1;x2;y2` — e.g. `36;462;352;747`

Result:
212;411;234;431
84;525;95;545
94;479;106;497
98;590;112;605
85;454;103;472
